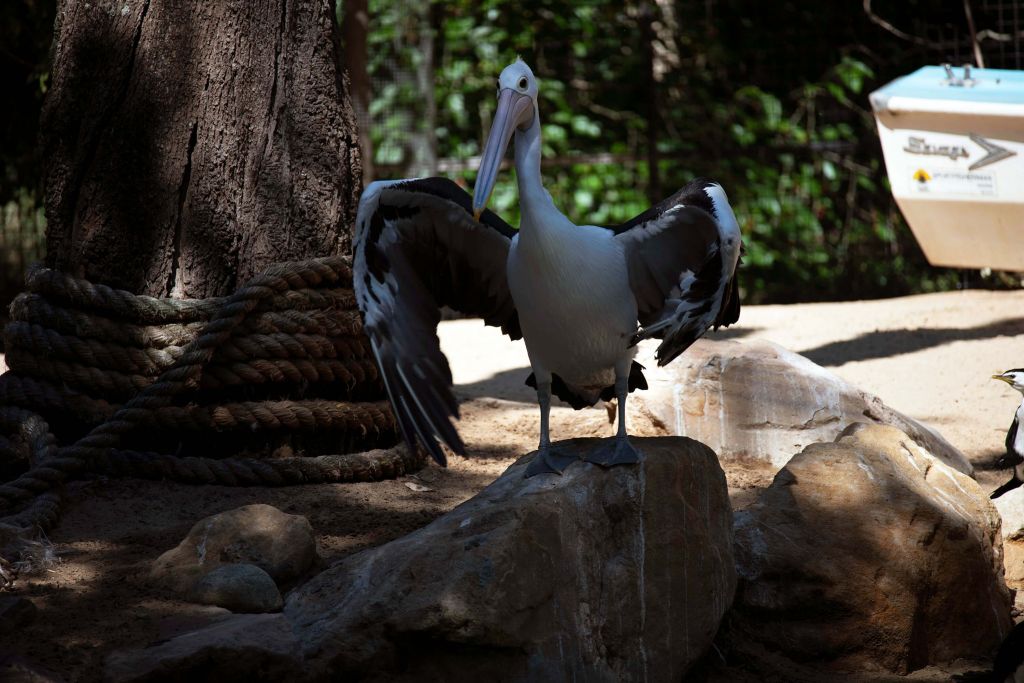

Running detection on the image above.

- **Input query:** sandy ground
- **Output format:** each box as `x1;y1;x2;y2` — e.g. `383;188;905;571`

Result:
1;289;1023;681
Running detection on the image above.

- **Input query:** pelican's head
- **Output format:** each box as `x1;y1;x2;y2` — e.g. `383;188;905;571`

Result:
472;59;538;219
993;369;1024;393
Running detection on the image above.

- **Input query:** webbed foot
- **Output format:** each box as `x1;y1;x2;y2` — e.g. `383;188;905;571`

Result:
525;444;577;478
585;437;642;468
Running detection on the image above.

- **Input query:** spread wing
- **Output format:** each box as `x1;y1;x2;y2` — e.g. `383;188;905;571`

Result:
615;180;742;366
353;177;520;465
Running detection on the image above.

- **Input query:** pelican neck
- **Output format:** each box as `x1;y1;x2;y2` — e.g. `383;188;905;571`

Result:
513;110;560;227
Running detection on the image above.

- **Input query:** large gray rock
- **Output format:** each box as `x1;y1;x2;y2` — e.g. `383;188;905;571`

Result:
150;503;317;595
635;338;972;476
105;614;299;683
109;437;736;683
190;563;283;613
992;486;1024;589
733;424;1012;674
0;655;64;683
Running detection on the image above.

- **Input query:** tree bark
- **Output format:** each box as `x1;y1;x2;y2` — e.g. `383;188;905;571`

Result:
341;0;373;185
40;0;361;298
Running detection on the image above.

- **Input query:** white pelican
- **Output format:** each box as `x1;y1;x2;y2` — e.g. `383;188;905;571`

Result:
354;59;742;477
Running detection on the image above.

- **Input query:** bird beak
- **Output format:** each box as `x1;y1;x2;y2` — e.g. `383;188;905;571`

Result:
993;373;1013;384
472;88;535;220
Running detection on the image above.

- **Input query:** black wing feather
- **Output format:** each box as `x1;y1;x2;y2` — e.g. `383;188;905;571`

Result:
615;179;742;365
616;204;724;365
354;178;520;465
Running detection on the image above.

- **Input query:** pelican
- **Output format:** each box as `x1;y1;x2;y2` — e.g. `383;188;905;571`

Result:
353;59;742;477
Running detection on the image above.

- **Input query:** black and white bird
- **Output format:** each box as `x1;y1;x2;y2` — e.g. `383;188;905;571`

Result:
353;59;741;477
991;369;1024;499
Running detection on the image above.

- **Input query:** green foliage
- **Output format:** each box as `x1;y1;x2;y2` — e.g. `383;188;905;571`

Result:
0;1;53;316
1;1;53;201
0;186;46;301
714;58;959;300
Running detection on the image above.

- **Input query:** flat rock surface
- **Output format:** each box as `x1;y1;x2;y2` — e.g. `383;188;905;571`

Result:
105;614;298;683
107;437;736;683
2;289;1023;679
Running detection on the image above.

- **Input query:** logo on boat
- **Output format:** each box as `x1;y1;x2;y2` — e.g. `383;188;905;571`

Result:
967;133;1016;171
903;134;1016;170
909;168;996;196
903;137;968;161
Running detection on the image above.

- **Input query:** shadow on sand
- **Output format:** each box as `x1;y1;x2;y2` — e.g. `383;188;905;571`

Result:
800;316;1024;367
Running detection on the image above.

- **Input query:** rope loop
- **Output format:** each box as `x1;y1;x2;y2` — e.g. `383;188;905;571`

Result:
0;255;423;544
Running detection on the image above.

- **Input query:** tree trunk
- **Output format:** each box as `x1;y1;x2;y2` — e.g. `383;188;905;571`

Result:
40;0;361;298
341;0;373;185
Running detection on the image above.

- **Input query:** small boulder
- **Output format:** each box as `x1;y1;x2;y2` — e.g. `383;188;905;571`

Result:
110;437;736;683
635;338;972;475
992;486;1024;589
733;424;1012;674
190;563;283;613
150;503;316;595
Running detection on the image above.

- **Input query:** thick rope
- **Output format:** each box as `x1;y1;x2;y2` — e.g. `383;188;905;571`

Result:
0;375;115;425
0;255;425;542
10;293;365;348
4;322;373;381
0;378;396;432
22;264;355;323
97;444;422;487
4;349;381;400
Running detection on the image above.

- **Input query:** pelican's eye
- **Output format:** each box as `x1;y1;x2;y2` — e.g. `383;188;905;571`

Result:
518;77;528;90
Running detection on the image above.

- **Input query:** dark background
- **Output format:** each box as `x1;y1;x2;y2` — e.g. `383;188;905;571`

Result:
3;0;1022;314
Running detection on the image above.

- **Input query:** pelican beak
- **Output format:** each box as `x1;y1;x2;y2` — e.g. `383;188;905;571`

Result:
993;373;1013;384
472;88;535;220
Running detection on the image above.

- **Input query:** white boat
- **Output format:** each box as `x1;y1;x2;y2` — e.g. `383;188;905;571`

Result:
871;65;1024;271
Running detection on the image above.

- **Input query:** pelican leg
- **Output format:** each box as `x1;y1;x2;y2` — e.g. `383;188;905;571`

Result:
525;380;576;477
585;375;642;468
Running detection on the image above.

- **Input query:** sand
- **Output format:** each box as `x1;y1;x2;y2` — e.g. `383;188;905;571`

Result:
1;288;1022;680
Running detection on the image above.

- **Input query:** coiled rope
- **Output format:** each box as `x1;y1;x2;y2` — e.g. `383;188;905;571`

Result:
0;255;425;544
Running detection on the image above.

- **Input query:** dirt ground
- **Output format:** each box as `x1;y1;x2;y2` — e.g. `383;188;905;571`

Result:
1;288;1023;681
